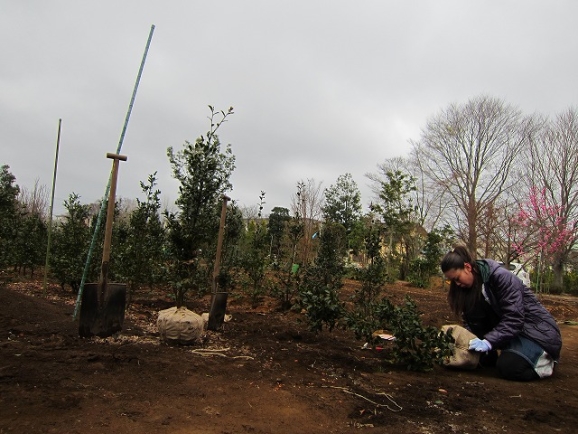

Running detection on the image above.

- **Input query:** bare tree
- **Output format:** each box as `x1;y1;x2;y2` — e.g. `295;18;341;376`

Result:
239;204;261;221
367;157;407;197
477;198;515;260
18;179;49;219
290;178;324;266
117;197;138;223
367;156;447;232
410;95;537;254
525;108;578;289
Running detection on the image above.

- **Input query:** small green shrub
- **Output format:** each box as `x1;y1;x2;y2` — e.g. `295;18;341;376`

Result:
375;296;453;371
299;284;345;332
344;255;388;342
563;271;578;296
407;257;431;288
298;223;347;332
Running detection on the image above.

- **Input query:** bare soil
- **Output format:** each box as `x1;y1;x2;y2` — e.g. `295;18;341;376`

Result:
1;277;578;434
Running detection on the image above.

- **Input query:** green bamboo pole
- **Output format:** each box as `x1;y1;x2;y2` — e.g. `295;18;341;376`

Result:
73;24;155;319
43;118;62;294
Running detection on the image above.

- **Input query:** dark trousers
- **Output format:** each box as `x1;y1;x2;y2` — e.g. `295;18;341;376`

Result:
496;351;540;381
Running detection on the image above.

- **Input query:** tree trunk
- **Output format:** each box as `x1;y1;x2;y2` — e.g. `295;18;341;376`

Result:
552;259;565;293
467;201;478;256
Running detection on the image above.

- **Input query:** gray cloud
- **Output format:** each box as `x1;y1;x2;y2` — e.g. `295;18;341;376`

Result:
2;1;578;216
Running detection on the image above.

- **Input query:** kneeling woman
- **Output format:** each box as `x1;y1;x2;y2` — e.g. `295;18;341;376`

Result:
441;246;561;381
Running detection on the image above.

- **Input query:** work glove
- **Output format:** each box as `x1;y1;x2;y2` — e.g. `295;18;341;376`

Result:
468;338;492;352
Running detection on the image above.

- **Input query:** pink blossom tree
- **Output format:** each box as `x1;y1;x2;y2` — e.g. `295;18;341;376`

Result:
511;186;576;291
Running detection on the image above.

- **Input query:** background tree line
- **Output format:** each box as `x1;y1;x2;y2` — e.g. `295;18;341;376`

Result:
2;96;578;304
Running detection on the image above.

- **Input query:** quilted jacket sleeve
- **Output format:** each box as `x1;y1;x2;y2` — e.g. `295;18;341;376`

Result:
482;266;526;348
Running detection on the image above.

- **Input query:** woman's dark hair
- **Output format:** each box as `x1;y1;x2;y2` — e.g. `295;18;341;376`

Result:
441;245;473;272
441;245;481;316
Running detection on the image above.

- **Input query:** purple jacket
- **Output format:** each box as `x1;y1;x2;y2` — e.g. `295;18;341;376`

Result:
468;259;562;360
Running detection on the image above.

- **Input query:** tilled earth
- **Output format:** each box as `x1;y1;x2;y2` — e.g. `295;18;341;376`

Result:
1;277;578;434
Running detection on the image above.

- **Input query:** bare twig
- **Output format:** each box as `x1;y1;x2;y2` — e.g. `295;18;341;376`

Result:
190;348;254;360
323;386;402;412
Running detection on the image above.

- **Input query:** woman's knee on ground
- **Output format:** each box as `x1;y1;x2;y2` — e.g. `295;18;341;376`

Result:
496;351;539;381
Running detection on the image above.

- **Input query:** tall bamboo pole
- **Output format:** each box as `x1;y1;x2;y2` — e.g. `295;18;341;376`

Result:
43;118;62;294
73;24;155;319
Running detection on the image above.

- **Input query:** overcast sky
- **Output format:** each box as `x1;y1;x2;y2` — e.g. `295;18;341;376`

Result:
2;1;578;217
